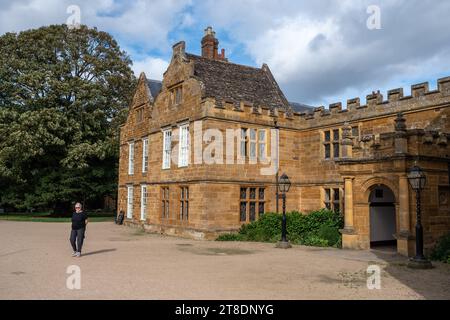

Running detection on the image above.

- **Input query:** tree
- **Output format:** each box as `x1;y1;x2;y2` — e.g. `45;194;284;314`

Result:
0;25;136;213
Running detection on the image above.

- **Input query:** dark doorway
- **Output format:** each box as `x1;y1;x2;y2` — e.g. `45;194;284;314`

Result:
369;185;397;250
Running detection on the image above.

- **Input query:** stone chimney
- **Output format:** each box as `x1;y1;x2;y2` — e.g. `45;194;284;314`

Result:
201;26;227;61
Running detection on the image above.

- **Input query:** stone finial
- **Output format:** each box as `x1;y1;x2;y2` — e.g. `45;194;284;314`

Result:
341;122;353;159
395;112;407;132
394;113;408;154
341;122;353;146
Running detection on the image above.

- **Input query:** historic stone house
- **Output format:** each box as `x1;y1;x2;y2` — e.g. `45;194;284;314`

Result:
118;27;450;256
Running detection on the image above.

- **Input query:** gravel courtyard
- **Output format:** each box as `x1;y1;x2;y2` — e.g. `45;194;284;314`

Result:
0;221;449;300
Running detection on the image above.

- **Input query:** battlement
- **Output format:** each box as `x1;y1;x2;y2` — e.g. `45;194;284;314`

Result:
204;76;450;130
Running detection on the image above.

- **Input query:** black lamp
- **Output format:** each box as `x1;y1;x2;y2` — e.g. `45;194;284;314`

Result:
407;165;432;269
276;173;292;249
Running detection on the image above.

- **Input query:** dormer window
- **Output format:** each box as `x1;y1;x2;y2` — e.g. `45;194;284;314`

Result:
170;85;183;106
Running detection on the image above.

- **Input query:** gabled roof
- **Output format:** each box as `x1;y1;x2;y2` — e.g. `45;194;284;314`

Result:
186;53;290;111
289;102;313;113
146;79;162;99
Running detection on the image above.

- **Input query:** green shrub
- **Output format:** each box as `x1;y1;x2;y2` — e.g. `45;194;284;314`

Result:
216;233;244;241
216;209;343;248
431;232;450;263
302;235;329;247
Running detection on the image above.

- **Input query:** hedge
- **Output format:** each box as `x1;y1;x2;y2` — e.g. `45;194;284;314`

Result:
217;209;343;248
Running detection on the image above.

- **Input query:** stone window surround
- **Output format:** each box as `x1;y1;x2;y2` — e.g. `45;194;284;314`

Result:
142;137;149;173
161;186;170;220
178;123;190;168
179;186;189;221
140;184;148;221
239;127;268;162
321;187;344;213
126;184;134;219
162;128;172;169
239;186;266;223
128;141;135;175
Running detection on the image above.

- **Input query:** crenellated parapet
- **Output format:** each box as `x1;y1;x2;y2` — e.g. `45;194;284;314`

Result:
203;76;450;130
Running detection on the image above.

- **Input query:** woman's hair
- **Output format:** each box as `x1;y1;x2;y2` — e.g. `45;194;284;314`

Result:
75;202;83;209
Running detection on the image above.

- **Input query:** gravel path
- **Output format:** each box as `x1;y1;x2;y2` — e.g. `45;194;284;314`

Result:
0;221;449;300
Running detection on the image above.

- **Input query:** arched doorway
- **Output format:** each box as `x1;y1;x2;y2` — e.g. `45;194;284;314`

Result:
369;185;397;250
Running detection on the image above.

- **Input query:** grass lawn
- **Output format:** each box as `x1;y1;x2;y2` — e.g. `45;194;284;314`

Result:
0;212;115;223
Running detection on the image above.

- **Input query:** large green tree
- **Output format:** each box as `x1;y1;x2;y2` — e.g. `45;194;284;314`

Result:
0;25;136;213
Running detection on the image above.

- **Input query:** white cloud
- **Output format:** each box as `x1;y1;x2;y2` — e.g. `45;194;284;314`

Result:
193;0;450;105
0;0;192;51
2;0;450;105
131;57;169;80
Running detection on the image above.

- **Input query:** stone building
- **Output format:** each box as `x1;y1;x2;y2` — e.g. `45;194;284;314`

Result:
118;27;450;256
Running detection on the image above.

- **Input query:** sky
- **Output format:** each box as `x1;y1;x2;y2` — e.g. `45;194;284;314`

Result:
1;0;450;107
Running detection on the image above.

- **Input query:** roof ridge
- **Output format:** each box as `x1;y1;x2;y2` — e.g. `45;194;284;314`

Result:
186;52;264;72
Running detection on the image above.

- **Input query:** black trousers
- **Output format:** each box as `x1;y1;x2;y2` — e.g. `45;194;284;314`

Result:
70;228;86;253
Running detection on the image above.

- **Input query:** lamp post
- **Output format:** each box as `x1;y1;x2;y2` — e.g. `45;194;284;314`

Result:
276;173;292;249
407;165;432;269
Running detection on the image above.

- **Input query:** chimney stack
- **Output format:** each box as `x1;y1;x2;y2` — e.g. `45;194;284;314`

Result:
201;26;227;61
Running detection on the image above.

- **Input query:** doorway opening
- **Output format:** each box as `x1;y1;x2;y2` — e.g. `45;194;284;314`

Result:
369;185;397;251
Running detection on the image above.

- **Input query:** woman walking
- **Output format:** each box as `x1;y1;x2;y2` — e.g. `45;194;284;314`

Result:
70;203;88;257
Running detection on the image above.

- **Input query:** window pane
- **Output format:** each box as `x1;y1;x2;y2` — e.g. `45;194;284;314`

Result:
185;202;189;220
240;188;247;199
165;201;169;218
250;188;256;199
333;129;340;141
240;202;247;222
333;189;340;201
258;143;265;159
325;189;331;202
250;129;256;140
333;143;340;158
258;130;265;141
180;201;184;220
324;131;331;142
250;142;256;158
249;202;256;222
259;188;265;200
324;144;331;159
334;203;340;213
258;202;264;217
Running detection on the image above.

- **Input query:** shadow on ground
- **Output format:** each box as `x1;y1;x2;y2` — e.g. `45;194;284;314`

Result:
82;249;117;257
371;248;450;299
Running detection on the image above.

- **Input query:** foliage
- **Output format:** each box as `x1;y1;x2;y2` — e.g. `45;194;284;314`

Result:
0;25;136;213
430;232;450;264
216;210;344;248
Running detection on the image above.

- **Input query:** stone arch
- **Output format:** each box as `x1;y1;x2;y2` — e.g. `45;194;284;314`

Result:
360;176;399;205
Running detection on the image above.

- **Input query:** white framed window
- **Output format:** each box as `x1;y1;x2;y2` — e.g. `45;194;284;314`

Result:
258;129;266;160
140;185;148;221
142;138;149;173
162;129;172;169
249;129;257;160
178;124;190;168
127;185;134;219
128;142;135;175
